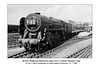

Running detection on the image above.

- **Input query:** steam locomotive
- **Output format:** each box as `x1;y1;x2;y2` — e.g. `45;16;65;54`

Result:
18;13;79;52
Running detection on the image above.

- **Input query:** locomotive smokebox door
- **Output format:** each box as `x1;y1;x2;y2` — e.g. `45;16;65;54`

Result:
25;13;41;32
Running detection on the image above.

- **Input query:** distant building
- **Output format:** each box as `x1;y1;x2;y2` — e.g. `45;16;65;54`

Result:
8;25;20;33
68;20;75;24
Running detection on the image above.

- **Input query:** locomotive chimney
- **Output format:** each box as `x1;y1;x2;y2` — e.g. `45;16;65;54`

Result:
35;12;41;15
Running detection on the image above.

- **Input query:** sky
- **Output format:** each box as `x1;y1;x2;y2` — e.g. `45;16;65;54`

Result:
7;4;92;25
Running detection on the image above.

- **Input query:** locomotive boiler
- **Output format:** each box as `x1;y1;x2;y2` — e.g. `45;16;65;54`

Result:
18;13;73;52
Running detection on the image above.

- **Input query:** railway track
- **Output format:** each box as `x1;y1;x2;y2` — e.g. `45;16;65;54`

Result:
8;38;80;58
66;45;92;58
30;37;91;58
8;51;32;58
8;36;92;58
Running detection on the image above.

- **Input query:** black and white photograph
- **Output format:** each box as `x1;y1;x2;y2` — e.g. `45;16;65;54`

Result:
7;4;92;58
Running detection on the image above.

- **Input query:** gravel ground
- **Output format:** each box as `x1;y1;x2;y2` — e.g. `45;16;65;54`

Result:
52;38;92;58
7;47;25;57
